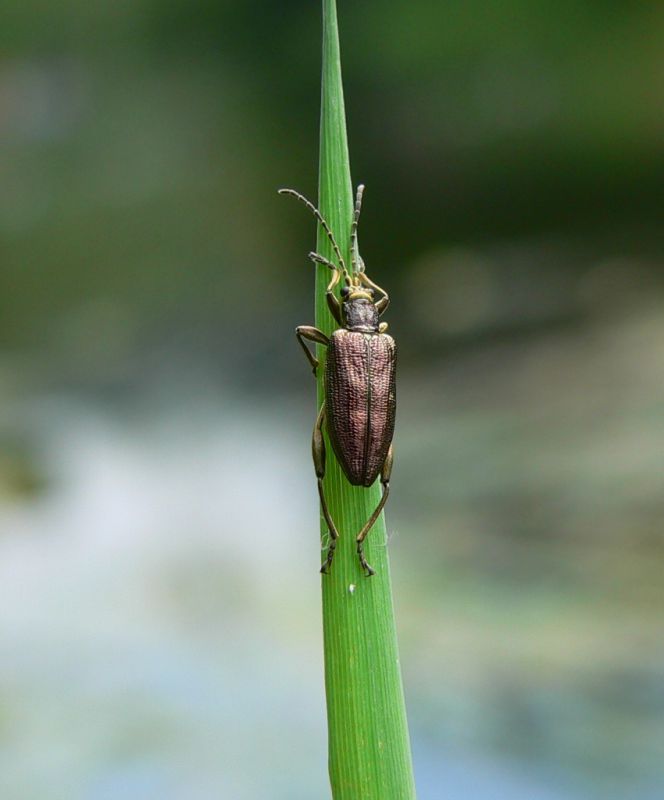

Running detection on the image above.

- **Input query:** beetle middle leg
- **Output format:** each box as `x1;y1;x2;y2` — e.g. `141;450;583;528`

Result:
356;445;394;577
312;403;340;574
296;326;329;375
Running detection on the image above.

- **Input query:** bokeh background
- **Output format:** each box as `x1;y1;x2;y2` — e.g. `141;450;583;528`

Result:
1;1;664;798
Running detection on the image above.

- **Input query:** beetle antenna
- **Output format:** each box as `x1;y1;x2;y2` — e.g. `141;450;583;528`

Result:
351;184;365;275
278;188;349;279
309;251;347;279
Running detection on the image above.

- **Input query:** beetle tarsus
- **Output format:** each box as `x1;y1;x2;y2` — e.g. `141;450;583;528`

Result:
320;538;337;574
353;447;393;577
317;477;339;574
357;543;375;577
313;406;340;574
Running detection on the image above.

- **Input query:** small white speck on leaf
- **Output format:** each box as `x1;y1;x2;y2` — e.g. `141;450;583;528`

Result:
349;584;356;594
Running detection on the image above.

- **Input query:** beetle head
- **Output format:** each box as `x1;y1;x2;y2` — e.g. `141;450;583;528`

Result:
341;283;373;303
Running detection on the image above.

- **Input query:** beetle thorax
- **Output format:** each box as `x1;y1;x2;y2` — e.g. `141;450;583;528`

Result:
343;298;379;332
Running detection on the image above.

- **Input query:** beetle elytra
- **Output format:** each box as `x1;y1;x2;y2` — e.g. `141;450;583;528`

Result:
279;184;396;576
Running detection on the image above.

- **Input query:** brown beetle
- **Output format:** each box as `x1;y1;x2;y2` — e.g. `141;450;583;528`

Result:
279;185;395;576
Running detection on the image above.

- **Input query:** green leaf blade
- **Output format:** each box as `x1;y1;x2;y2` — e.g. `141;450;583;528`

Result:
314;1;417;797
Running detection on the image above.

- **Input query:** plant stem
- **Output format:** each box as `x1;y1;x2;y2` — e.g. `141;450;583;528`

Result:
315;1;417;797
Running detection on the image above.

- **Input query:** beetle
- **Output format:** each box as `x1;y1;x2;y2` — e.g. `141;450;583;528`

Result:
279;184;395;576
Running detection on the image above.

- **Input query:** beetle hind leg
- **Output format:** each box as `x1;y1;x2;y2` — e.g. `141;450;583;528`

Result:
312;403;340;574
356;445;394;577
318;481;338;574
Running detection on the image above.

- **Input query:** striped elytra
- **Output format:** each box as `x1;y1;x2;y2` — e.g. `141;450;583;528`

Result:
325;329;396;487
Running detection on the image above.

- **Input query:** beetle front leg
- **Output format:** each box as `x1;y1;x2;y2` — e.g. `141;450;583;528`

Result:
296;326;329;376
375;296;390;316
358;272;390;316
356;444;394;577
312;403;340;574
309;252;344;325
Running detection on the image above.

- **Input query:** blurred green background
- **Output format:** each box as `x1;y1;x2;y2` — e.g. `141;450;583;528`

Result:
1;1;664;798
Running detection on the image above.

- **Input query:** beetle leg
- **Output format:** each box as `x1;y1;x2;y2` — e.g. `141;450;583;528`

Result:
358;273;390;316
326;294;343;326
296;326;329;376
309;252;344;325
375;296;390;316
356;444;394;577
312;403;340;574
